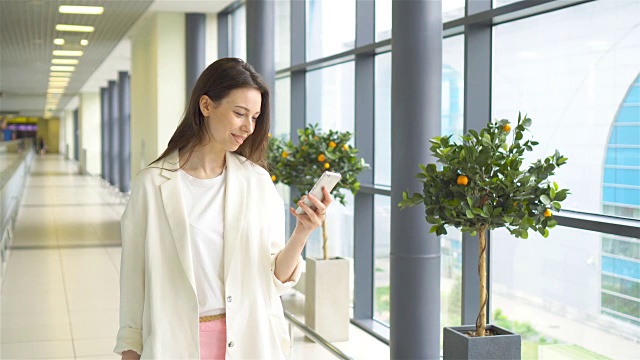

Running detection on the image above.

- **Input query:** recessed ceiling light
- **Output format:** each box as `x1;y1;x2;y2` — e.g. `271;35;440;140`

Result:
59;5;104;15
53;38;65;45
80;39;89;46
47;88;65;94
51;59;79;65
50;65;75;72
50;72;72;77
55;24;94;32
52;50;83;57
48;83;69;88
49;77;70;82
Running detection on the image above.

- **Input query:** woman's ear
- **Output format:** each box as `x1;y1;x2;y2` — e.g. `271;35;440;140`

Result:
199;95;212;116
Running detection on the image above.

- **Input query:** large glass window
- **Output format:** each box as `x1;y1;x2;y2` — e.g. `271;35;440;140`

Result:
374;52;391;186
375;0;392;41
274;77;292;229
492;0;640;216
374;195;391;323
372;36;465;337
305;62;355;260
306;0;356;61
275;0;290;70
229;5;246;60
491;227;639;359
375;0;466;42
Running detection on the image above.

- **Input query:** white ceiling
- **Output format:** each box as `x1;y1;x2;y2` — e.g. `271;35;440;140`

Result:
0;0;234;118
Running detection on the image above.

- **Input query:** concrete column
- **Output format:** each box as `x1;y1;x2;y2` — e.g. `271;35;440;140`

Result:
118;72;131;193
186;13;206;98
108;80;119;187
246;0;275;119
80;92;101;176
390;0;442;359
100;87;108;180
130;12;186;176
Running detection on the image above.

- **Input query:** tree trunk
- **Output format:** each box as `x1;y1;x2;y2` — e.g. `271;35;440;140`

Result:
476;226;488;337
322;220;328;260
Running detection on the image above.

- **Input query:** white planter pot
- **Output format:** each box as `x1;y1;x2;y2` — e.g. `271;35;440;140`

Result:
305;257;350;342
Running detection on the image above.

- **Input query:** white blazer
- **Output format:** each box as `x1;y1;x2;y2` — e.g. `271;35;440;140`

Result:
113;151;301;359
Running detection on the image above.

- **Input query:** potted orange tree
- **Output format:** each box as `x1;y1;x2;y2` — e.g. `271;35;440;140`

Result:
399;113;569;359
268;124;368;341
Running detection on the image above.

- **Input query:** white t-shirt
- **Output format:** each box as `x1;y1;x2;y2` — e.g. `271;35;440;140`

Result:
179;168;226;317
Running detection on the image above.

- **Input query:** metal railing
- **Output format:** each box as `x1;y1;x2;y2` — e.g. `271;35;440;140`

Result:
284;310;353;360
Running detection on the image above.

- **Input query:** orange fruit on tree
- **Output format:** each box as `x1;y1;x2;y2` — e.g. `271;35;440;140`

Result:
324;163;330;169
282;151;289;158
271;175;276;182
503;124;511;132
544;209;552;217
268;133;272;138
457;175;469;186
343;144;349;151
329;141;337;148
317;154;326;162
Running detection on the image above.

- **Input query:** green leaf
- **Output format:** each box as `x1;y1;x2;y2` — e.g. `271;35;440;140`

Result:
540;195;551;205
521;230;529;239
466;210;474;218
550;187;556;199
523;118;532;128
547;219;558;228
543;228;550;238
515;132;523;141
552;201;562;211
482;133;492;146
429;225;439;233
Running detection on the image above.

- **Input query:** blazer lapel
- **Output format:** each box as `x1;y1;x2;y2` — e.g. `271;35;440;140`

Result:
223;152;247;282
159;151;197;296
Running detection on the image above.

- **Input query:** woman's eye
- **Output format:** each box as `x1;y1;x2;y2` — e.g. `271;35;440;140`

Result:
252;117;258;122
234;112;244;117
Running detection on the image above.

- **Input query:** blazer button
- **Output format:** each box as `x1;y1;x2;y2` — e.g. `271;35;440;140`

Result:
228;341;234;348
227;296;232;303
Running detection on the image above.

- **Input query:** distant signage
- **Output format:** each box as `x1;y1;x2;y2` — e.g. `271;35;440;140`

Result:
8;117;39;124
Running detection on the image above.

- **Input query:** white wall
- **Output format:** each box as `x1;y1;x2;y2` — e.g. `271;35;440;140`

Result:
130;12;186;179
79;92;101;175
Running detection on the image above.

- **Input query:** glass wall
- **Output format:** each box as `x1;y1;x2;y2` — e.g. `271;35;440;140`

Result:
305;62;355;260
306;0;356;61
224;0;640;351
491;227;639;359
229;5;246;60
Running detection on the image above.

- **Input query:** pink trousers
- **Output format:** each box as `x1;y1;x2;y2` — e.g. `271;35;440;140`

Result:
199;318;227;360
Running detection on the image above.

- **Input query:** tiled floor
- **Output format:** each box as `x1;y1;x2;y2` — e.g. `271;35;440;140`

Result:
1;154;389;359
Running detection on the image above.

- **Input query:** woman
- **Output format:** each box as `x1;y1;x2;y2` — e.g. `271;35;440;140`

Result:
113;58;332;359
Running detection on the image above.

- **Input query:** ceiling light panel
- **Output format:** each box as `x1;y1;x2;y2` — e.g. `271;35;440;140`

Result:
59;5;104;15
52;50;83;57
50;72;73;77
80;39;89;46
51;59;79;65
53;38;65;45
50;65;76;72
55;24;95;32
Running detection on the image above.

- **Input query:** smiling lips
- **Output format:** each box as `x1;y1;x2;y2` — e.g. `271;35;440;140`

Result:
232;134;246;145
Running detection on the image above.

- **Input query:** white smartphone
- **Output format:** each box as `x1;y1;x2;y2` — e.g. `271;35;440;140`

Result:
295;171;342;215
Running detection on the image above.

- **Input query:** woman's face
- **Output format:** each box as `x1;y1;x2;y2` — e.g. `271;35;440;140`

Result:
200;87;262;153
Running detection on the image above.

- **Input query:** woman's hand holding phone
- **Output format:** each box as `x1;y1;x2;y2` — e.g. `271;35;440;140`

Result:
289;171;340;234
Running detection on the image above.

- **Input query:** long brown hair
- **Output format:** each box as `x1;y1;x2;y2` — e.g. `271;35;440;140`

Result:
151;58;271;170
